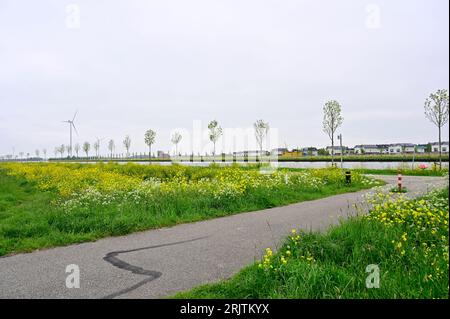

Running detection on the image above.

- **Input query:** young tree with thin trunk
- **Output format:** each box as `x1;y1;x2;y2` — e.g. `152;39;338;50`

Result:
74;143;80;158
83;142;90;157
144;129;156;161
254;119;269;157
424;89;449;169
93;141;100;158
108;139;115;158
171;132;182;157
123;135;131;157
66;145;71;157
42;149;47;160
208;120;222;160
60;144;66;158
35;149;40;158
322;100;343;165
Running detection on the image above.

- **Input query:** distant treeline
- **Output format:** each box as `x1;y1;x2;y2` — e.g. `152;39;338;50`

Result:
38;153;450;163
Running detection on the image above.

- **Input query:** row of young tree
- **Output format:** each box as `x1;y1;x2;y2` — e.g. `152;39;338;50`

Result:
13;89;448;166
142;120;269;159
50;119;269;160
10;149;48;160
321;88;449;168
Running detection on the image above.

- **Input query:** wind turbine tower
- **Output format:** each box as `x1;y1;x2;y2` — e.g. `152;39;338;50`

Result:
62;111;78;157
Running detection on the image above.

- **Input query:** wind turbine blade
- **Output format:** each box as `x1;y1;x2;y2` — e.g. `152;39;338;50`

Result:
72;110;78;122
72;123;79;136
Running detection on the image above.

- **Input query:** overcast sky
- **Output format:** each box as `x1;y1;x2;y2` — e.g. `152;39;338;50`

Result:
0;0;449;156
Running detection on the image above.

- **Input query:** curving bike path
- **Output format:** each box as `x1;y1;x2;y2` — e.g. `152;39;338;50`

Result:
0;175;446;298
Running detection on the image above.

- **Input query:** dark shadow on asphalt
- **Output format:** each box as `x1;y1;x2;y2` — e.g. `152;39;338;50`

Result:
102;236;210;299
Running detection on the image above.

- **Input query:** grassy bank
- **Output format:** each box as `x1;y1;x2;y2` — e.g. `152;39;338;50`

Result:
284;167;449;176
0;163;380;256
174;187;449;299
278;154;449;162
353;168;448;177
32;153;450;163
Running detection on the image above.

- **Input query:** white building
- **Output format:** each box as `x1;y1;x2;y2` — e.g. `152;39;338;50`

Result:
302;147;319;156
157;150;170;158
431;142;449;153
416;145;427;153
326;146;347;155
354;145;387;154
388;143;416;154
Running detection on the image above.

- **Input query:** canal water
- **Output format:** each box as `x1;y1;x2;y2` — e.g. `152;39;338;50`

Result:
73;161;448;170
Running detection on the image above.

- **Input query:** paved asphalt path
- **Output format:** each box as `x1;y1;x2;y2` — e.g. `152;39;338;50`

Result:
0;175;447;298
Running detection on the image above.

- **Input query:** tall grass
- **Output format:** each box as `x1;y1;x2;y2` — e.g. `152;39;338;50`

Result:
174;187;449;299
0;164;379;256
353;168;448;177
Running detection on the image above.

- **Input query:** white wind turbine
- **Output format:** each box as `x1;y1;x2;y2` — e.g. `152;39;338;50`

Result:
62;110;78;157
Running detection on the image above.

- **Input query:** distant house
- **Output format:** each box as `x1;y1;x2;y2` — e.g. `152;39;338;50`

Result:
284;149;302;157
326;146;347;155
157;151;170;159
431;142;449;153
354;145;384;154
271;148;289;156
233;150;269;157
377;144;390;154
388;143;416;154
353;144;389;154
302;147;318;156
416;144;428;153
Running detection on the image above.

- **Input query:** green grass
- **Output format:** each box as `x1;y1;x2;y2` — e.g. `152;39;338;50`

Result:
353;168;448;177
278;154;449;162
389;186;408;193
0;166;379;256
0;171;65;256
283;167;449;177
42;153;450;163
174;188;449;299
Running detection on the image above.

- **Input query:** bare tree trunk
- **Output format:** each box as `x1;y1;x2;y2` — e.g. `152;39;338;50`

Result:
439;126;442;170
258;144;263;166
149;145;152;164
331;134;334;165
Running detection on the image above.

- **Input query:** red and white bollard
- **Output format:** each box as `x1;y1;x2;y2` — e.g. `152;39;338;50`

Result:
397;173;402;192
